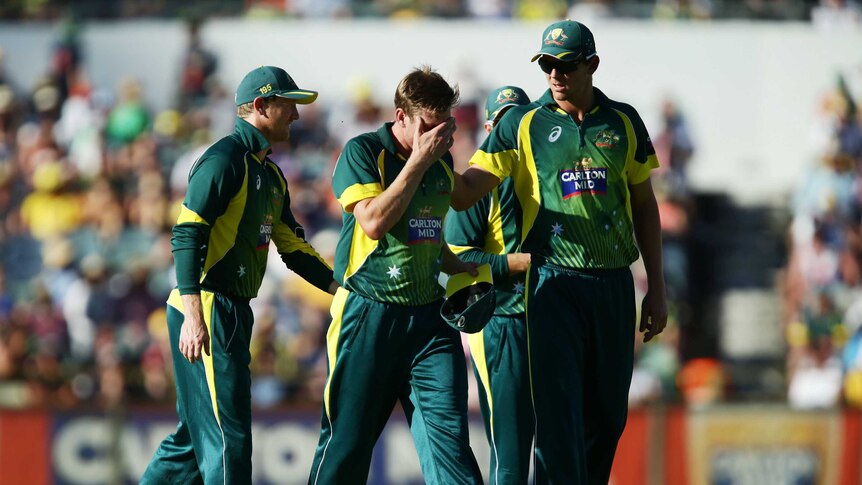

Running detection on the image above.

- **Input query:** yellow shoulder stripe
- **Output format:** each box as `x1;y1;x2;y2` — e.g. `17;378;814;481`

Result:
448;244;474;255
337;183;383;212
177;205;209;226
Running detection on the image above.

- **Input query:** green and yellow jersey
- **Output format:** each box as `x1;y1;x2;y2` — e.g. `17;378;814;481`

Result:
445;177;525;315
172;117;333;299
332;122;454;306
470;88;659;269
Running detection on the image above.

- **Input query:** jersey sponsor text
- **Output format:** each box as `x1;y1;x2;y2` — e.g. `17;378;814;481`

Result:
408;217;442;244
559;168;608;198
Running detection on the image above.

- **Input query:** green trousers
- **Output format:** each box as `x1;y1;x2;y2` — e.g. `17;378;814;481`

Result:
141;289;254;485
526;263;635;485
468;314;534;485
308;288;482;485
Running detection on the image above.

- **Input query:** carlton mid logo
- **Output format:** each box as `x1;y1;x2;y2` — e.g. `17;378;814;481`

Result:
257;214;274;249
496;88;520;104
559;160;607;198
544;28;568;46
408;217;442;244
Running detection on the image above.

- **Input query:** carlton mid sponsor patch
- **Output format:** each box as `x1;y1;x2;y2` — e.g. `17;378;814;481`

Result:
559;168;608;198
257;214;274;250
408;217;442;244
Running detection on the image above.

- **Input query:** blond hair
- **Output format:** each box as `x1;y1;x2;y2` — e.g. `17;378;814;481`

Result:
236;101;255;118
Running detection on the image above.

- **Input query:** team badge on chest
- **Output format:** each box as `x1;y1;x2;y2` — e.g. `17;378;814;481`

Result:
594;129;620;149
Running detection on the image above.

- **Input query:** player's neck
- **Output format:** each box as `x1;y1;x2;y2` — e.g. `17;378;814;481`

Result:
557;87;595;124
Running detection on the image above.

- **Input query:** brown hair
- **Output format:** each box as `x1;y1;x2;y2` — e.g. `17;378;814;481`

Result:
394;65;460;117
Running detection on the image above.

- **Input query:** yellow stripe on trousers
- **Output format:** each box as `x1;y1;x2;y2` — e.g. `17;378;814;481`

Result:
166;288;222;426
323;287;349;417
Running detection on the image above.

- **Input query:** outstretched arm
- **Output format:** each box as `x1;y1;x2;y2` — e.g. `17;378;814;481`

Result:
451;166;500;211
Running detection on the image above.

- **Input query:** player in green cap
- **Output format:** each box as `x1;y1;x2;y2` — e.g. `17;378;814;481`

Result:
308;66;483;485
451;20;669;484
445;85;534;485
141;65;337;484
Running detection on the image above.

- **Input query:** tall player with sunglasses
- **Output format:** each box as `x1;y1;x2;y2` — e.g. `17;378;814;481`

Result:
450;20;668;484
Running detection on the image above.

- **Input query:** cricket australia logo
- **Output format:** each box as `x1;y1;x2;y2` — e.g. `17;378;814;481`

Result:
544;28;568;46
559;157;607;198
594;130;620;149
549;126;562;143
496;88;520;104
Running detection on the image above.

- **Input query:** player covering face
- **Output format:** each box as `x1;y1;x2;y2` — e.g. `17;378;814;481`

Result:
308;66;483;485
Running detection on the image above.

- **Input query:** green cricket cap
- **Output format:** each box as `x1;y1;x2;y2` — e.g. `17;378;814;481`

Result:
530;20;597;63
440;264;496;334
235;66;318;106
485;86;530;124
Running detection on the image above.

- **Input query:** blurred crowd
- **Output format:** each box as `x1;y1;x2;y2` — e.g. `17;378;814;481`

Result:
0;18;695;412
1;0;859;24
782;74;862;410
0;24;346;410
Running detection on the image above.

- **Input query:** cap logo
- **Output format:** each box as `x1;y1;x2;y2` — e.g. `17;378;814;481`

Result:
544;28;568;46
457;316;466;328
259;83;273;95
495;89;519;104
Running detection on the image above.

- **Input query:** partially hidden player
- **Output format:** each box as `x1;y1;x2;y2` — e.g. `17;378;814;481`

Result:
444;85;534;485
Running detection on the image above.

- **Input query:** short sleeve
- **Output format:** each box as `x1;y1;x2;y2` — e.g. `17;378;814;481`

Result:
332;137;383;212
468;105;526;181
623;107;660;185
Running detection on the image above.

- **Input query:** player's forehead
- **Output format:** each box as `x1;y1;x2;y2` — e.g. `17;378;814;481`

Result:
414;109;451;128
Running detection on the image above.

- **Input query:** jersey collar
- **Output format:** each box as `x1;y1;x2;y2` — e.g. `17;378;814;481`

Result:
233;117;272;159
377;122;400;157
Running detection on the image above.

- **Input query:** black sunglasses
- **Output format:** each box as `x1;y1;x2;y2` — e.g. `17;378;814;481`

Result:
538;57;583;75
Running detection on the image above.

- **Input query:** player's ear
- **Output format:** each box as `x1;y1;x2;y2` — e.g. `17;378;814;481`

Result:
395;108;407;127
587;55;600;74
253;96;267;115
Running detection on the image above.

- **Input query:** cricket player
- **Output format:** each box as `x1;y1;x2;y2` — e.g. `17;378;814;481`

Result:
308;66;483;485
142;66;337;484
452;20;669;484
445;85;534;485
